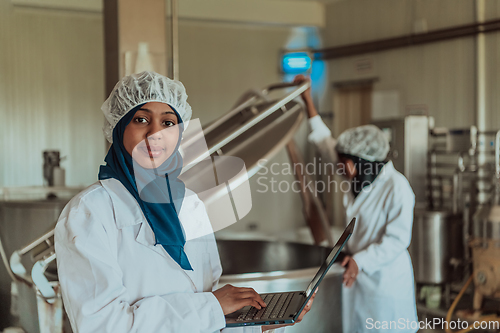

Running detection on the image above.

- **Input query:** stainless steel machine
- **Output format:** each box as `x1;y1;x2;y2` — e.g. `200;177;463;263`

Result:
372;116;429;206
0;188;81;331
372;116;465;286
373;118;499;284
441;132;500;331
373;118;493;297
470;131;500;310
411;210;463;285
42;151;65;187
373;117;500;328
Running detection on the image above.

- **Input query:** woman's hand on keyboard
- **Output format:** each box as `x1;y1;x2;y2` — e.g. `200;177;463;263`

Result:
213;284;267;315
261;288;318;332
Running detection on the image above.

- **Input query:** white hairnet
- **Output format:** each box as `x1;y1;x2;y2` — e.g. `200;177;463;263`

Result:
336;125;390;162
102;71;193;143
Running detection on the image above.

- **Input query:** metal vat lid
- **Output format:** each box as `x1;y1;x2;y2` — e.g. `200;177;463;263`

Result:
180;82;307;190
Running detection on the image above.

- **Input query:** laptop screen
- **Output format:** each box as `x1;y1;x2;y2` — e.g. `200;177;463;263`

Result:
304;218;355;298
304;243;344;297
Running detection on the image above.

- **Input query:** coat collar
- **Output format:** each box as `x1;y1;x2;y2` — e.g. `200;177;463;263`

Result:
99;178;202;290
99;179;145;228
346;160;397;206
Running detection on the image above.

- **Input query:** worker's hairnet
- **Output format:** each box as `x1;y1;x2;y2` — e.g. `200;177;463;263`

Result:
336;125;390;162
102;71;193;143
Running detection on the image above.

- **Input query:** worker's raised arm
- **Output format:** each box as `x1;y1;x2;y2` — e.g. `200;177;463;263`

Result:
293;75;318;118
293;75;338;164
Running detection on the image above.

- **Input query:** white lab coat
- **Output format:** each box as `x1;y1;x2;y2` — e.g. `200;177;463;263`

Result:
55;178;283;333
308;116;418;333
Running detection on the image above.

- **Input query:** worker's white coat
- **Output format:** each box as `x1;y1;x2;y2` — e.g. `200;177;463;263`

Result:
55;178;283;333
308;116;418;333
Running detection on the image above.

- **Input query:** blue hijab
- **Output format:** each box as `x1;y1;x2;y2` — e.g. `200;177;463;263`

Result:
98;104;193;270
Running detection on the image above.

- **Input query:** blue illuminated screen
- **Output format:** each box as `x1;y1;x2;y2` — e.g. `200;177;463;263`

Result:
282;52;312;74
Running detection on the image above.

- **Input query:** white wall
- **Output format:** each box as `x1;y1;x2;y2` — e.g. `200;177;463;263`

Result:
0;0;106;188
323;0;500;131
177;21;292;125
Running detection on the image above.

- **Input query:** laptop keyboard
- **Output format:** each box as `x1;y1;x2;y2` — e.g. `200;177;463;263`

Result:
236;292;295;322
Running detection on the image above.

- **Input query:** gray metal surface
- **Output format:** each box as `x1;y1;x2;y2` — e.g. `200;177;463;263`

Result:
372;116;429;206
445;129;475;152
474;204;500;240
473;131;500;241
409;209;463;284
217;240;343;333
0;199;68;330
181;81;308;175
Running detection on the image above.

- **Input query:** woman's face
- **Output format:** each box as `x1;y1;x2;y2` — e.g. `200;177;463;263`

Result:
123;102;180;169
337;156;357;180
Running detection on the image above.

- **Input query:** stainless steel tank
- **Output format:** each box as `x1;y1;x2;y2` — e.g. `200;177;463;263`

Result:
0;197;70;330
217;240;343;333
409;209;463;284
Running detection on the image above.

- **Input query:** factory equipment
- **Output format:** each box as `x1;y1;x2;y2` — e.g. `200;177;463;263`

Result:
2;80;341;333
372;116;429;206
411;210;463;285
372;117;466;287
9;229;64;333
372;116;500;332
470;131;500;310
408;126;483;288
442;131;500;333
374;117;500;317
42;151;65;187
0;187;80;330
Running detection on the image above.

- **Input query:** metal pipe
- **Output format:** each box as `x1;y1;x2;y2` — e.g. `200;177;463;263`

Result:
452;154;465;215
0;235;16;282
495;130;500;179
428;151;437;208
493;130;500;205
470;126;478;154
18;229;55;256
463;192;471;263
475;1;486;133
475;0;488;206
315;19;500;60
170;0;179;80
452;172;459;214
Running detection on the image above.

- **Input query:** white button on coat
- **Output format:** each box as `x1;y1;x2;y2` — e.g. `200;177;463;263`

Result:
55;178;281;333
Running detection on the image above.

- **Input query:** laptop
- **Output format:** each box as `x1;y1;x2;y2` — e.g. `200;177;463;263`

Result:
225;218;356;327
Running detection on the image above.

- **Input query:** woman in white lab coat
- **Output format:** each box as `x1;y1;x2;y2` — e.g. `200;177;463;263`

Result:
294;75;417;333
55;71;314;333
